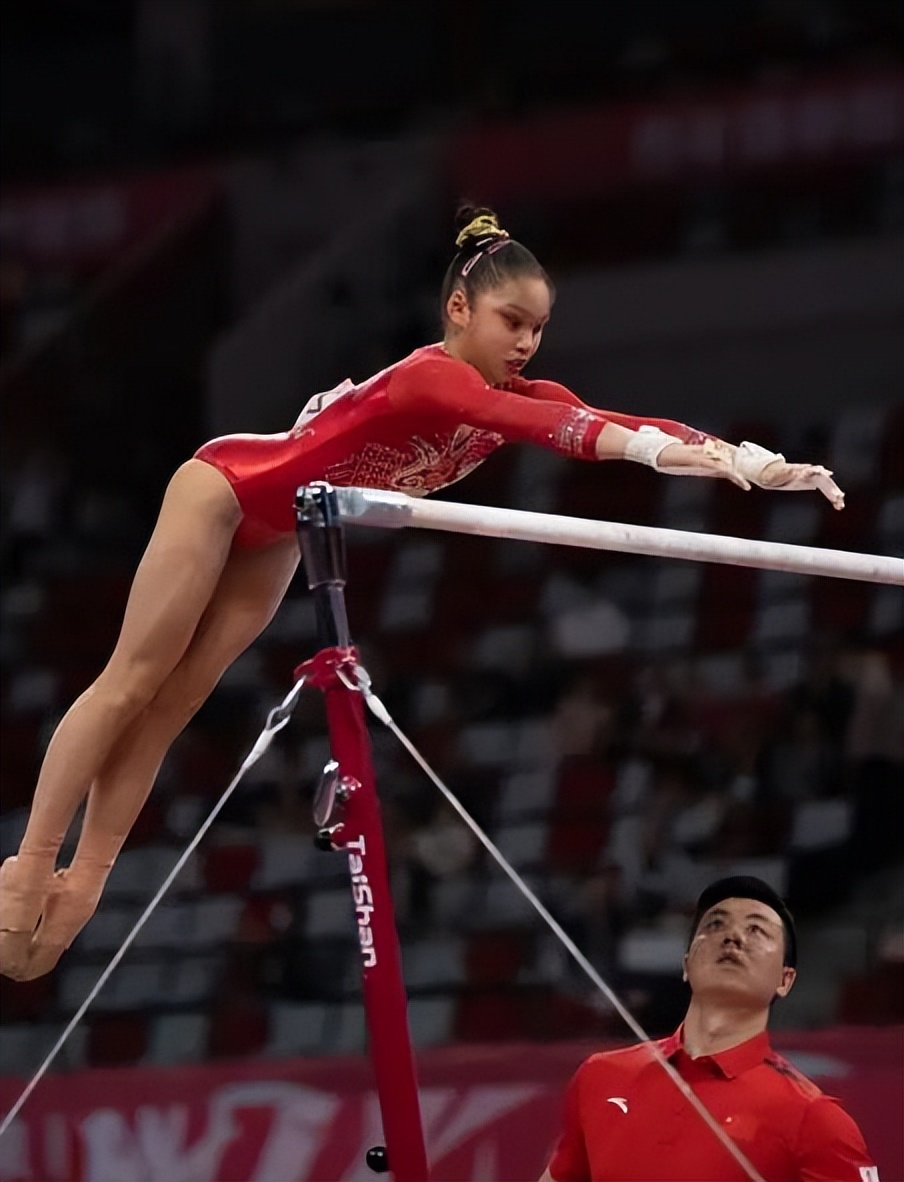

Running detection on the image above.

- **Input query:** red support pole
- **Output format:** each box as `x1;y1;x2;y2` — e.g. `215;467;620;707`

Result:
296;647;430;1182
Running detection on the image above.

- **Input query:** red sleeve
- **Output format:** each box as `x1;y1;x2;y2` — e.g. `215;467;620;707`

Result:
546;1068;592;1182
386;355;606;460
795;1097;878;1182
512;377;710;446
597;408;709;445
387;353;710;458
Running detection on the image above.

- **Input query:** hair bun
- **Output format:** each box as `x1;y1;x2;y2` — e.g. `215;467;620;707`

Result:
454;204;508;250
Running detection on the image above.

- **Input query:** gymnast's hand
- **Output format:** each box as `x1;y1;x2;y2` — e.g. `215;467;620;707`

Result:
0;855;109;980
750;458;845;509
732;441;845;510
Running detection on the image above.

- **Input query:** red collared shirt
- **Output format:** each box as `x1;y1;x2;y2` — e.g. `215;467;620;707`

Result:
547;1026;878;1182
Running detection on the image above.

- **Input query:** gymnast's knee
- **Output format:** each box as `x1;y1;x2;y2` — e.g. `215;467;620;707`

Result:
89;665;166;724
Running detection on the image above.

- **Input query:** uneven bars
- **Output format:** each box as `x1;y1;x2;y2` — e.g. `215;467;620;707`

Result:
331;488;903;587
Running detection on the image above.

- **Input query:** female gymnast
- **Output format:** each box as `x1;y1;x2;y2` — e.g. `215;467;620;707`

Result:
0;205;844;982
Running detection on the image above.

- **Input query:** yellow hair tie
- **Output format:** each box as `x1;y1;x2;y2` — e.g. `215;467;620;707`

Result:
455;213;508;248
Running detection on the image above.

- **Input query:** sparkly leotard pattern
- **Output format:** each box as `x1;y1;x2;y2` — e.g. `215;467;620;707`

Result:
194;343;705;547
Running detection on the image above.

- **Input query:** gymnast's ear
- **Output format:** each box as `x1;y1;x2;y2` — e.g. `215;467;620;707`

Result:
445;286;471;328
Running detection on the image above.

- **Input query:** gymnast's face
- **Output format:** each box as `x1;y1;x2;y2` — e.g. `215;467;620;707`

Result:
444;276;552;386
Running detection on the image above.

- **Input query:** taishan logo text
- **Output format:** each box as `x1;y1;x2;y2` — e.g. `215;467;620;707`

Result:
347;836;376;968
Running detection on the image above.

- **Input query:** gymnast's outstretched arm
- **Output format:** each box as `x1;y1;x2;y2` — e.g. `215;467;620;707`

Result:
390;356;845;506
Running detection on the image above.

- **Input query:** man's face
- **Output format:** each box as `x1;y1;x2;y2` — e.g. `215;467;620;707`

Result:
684;896;796;1007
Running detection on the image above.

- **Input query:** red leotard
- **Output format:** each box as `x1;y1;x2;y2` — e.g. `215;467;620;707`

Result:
194;343;706;547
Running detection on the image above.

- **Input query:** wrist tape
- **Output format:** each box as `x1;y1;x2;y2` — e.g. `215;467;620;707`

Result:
733;440;785;487
624;426;678;469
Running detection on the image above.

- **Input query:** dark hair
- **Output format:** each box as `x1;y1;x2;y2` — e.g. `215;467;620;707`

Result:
440;202;554;324
688;876;797;968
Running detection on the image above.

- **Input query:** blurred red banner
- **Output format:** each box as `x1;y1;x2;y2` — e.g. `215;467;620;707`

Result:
0;1026;900;1181
450;69;904;203
0;166;220;275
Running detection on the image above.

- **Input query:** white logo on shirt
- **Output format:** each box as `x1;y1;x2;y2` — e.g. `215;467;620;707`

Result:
606;1097;629;1114
859;1168;880;1182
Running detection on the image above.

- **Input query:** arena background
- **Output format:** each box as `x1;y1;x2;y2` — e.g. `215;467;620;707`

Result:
0;2;902;1180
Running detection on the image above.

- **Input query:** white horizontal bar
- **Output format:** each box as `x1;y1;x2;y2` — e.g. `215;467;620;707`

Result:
330;487;903;587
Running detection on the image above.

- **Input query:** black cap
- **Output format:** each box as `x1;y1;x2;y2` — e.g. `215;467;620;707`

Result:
689;876;797;967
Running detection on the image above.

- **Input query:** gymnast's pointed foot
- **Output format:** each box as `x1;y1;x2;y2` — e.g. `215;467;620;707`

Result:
0;855;111;980
24;861;111;979
0;853;54;980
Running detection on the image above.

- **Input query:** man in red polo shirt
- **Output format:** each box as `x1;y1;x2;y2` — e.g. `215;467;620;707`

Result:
540;875;879;1182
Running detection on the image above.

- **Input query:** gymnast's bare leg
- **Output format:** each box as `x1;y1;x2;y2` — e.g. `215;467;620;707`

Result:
0;459;296;978
5;531;299;980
